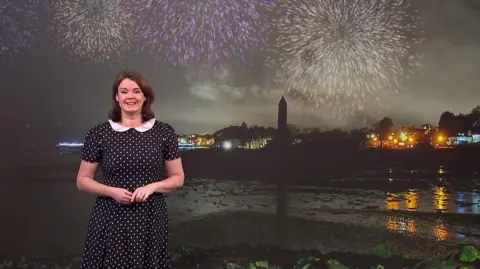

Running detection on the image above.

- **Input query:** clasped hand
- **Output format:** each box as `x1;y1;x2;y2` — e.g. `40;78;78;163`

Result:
109;185;154;204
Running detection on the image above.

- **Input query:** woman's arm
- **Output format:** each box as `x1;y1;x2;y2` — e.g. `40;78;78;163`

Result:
148;158;185;193
76;160;113;197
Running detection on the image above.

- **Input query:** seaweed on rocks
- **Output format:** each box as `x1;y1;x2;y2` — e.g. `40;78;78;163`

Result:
1;244;479;269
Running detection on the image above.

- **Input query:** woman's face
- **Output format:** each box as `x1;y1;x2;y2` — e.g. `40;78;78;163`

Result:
115;78;146;115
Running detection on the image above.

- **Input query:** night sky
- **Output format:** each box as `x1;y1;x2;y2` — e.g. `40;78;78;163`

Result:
1;0;480;145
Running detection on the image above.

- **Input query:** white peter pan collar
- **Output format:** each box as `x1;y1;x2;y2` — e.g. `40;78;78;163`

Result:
108;118;156;132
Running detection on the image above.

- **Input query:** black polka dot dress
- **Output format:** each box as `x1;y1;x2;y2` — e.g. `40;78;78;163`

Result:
79;119;180;269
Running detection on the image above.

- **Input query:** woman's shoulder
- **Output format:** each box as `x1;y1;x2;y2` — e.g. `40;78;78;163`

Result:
86;121;111;135
154;120;177;133
154;120;174;129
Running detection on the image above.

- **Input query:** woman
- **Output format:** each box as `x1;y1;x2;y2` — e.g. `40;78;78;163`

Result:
76;70;184;269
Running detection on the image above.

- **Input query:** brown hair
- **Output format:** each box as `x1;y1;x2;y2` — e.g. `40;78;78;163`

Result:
108;70;155;123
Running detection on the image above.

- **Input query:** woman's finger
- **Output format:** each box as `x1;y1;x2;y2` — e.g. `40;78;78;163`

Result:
136;192;143;202
131;190;139;202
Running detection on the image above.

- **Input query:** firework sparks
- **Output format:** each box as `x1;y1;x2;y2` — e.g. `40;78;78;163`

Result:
0;0;41;61
269;0;423;112
49;0;136;63
286;88;383;121
135;0;275;67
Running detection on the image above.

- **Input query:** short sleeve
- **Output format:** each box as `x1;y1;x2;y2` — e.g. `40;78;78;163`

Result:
81;127;102;163
162;123;181;161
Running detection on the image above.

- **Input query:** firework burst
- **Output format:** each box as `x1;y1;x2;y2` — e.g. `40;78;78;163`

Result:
0;0;41;61
49;0;136;64
268;0;423;112
135;0;275;68
286;88;383;121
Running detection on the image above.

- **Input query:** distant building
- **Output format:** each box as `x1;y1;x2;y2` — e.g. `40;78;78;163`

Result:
245;138;271;149
275;96;290;146
421;124;433;131
177;134;214;148
278;96;287;131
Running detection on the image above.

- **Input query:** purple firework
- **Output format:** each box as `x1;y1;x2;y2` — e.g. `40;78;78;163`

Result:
135;0;275;67
48;0;137;64
0;0;41;61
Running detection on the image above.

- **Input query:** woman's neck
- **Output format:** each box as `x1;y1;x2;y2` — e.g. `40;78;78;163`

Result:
120;113;143;127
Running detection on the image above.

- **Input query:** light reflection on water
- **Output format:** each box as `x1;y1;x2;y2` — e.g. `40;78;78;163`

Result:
384;214;449;242
381;188;478;215
386;215;416;236
433;186;448;212
381;165;480;215
167;170;480;246
378;167;480;244
3;160;480;253
385;188;449;241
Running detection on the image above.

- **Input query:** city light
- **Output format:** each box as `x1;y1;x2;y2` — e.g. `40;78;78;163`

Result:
57;141;207;151
222;141;232;150
177;134;215;148
57;142;84;147
365;125;446;149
